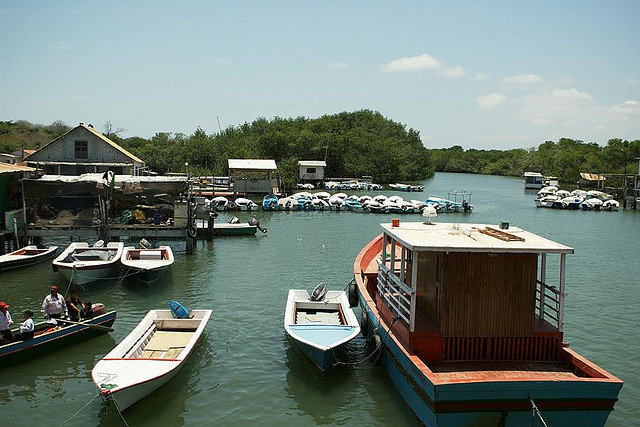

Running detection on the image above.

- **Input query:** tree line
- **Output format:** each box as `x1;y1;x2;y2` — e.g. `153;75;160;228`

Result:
1;114;638;188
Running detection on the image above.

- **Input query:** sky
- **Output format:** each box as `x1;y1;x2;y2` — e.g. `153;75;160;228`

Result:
1;1;639;150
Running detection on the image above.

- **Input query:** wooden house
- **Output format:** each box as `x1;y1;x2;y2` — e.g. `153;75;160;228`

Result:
228;159;279;195
298;160;326;183
24;123;145;176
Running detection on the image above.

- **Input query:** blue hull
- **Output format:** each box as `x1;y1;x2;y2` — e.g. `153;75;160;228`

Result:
360;299;620;426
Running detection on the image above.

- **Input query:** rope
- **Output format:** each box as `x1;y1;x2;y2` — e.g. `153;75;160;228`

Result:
529;396;549;427
60;391;100;425
111;396;131;427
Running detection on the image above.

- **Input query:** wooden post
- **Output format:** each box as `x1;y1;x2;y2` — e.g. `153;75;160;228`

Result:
539;253;546;321
207;212;214;241
558;253;566;332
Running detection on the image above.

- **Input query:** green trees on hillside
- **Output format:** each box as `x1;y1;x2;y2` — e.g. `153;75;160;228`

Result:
2;114;638;187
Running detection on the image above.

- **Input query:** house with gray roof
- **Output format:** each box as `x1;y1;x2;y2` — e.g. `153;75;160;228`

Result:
24;123;145;176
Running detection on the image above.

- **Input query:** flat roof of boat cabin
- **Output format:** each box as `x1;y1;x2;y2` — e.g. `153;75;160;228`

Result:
380;222;574;254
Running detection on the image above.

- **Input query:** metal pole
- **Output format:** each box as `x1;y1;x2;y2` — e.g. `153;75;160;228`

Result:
558;254;566;332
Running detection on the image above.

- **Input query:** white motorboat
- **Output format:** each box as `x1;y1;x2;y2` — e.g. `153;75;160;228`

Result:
0;245;58;271
284;285;360;371
234;197;259;211
581;198;603;211
121;243;174;284
52;242;124;285
535;195;559;208
210;196;229;211
587;190;613;201
537;186;558;198
92;306;212;411
602;199;619;211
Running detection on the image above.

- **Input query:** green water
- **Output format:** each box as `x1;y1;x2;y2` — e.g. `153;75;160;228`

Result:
1;172;638;426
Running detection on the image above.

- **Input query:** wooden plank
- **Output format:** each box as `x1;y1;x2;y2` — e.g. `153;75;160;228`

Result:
473;227;525;242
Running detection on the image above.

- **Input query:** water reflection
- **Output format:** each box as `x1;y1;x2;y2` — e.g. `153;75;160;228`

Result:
284;338;365;425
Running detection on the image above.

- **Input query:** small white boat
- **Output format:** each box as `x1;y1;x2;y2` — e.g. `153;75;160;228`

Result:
587;190;613;201
602;199;619;211
284;284;360;371
581;198;603;211
234;197;259;211
52;242;124;285
92;306;212;411
121;242;174;284
0;245;58;271
210;196;229;211
535;195;559;208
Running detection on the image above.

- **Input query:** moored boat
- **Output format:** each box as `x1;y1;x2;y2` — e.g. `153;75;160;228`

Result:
0;245;58;271
52;242;124;285
353;221;622;425
92;306;212;411
121;243;174;284
284;285;360;371
262;194;280;211
0;306;116;365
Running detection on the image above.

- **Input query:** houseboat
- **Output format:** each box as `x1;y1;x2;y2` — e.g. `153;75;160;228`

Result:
353;221;622;426
524;172;544;189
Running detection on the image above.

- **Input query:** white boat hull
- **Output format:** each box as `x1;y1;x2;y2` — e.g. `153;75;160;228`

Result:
92;309;212;411
53;242;124;285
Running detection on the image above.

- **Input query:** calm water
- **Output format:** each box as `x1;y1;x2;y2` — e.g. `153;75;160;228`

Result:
1;172;638;426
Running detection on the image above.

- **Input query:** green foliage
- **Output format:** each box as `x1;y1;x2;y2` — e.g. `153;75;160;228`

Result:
429;138;639;183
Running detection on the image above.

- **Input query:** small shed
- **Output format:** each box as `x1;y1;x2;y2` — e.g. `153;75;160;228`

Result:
298;160;326;182
24;123;145;176
228;159;279;195
0;163;36;230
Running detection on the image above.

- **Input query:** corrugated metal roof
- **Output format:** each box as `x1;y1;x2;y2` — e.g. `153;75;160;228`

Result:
579;173;606;181
0;163;36;174
228;159;277;170
299;161;327;167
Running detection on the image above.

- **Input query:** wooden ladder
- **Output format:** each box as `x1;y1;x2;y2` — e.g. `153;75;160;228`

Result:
474;227;525;242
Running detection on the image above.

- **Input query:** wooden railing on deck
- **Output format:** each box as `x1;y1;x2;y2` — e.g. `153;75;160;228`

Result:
377;259;411;325
535;280;561;329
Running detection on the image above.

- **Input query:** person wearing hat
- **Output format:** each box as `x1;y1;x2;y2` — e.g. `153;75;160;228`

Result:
41;286;68;320
0;301;13;343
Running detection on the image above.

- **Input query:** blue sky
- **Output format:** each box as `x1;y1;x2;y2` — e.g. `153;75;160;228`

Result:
1;1;639;149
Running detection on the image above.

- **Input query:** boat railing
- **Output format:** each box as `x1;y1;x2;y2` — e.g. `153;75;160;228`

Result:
376;259;411;325
535;280;561;329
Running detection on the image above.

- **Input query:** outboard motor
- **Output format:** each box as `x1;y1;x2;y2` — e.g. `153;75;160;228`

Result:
310;282;328;301
139;238;151;249
229;216;240;224
249;217;267;233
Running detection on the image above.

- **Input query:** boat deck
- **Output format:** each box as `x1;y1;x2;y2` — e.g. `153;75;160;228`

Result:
141;331;193;359
429;360;578;382
296;310;342;325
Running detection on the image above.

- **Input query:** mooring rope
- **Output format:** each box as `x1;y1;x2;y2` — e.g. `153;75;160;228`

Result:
59;391;100;426
111;396;131;427
529;396;549;427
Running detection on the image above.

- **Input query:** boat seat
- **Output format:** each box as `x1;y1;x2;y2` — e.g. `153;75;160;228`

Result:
140;331;193;358
296;311;342;325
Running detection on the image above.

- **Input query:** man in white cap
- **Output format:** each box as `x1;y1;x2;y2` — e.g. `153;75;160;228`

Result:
41;285;68;320
0;301;13;342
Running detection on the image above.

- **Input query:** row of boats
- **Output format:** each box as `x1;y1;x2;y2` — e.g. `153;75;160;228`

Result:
207;192;474;214
534;187;619;210
0;240;174;285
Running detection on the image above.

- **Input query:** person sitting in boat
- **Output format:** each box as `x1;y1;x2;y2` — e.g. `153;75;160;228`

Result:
13;310;35;341
0;301;14;343
80;301;94;320
41;286;68;320
66;289;83;322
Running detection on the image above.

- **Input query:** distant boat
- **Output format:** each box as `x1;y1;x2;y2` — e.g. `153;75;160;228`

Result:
284;285;360;371
234;197;259;211
524;171;544;189
52;242;124;285
344;198;364;212
262;194;280;211
92;307;212;411
121;243;174;284
0;245;58;271
1;305;116;365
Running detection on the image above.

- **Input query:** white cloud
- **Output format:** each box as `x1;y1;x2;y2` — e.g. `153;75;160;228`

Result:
215;57;233;64
440;66;467;78
607;100;640;119
326;62;349;69
503;74;543;84
627;79;639;86
381;53;442;73
476;93;507;108
474;73;489;81
520;88;595;125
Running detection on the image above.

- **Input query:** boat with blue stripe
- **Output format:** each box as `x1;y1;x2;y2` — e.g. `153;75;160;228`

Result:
284;286;360;371
353;221;622;425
